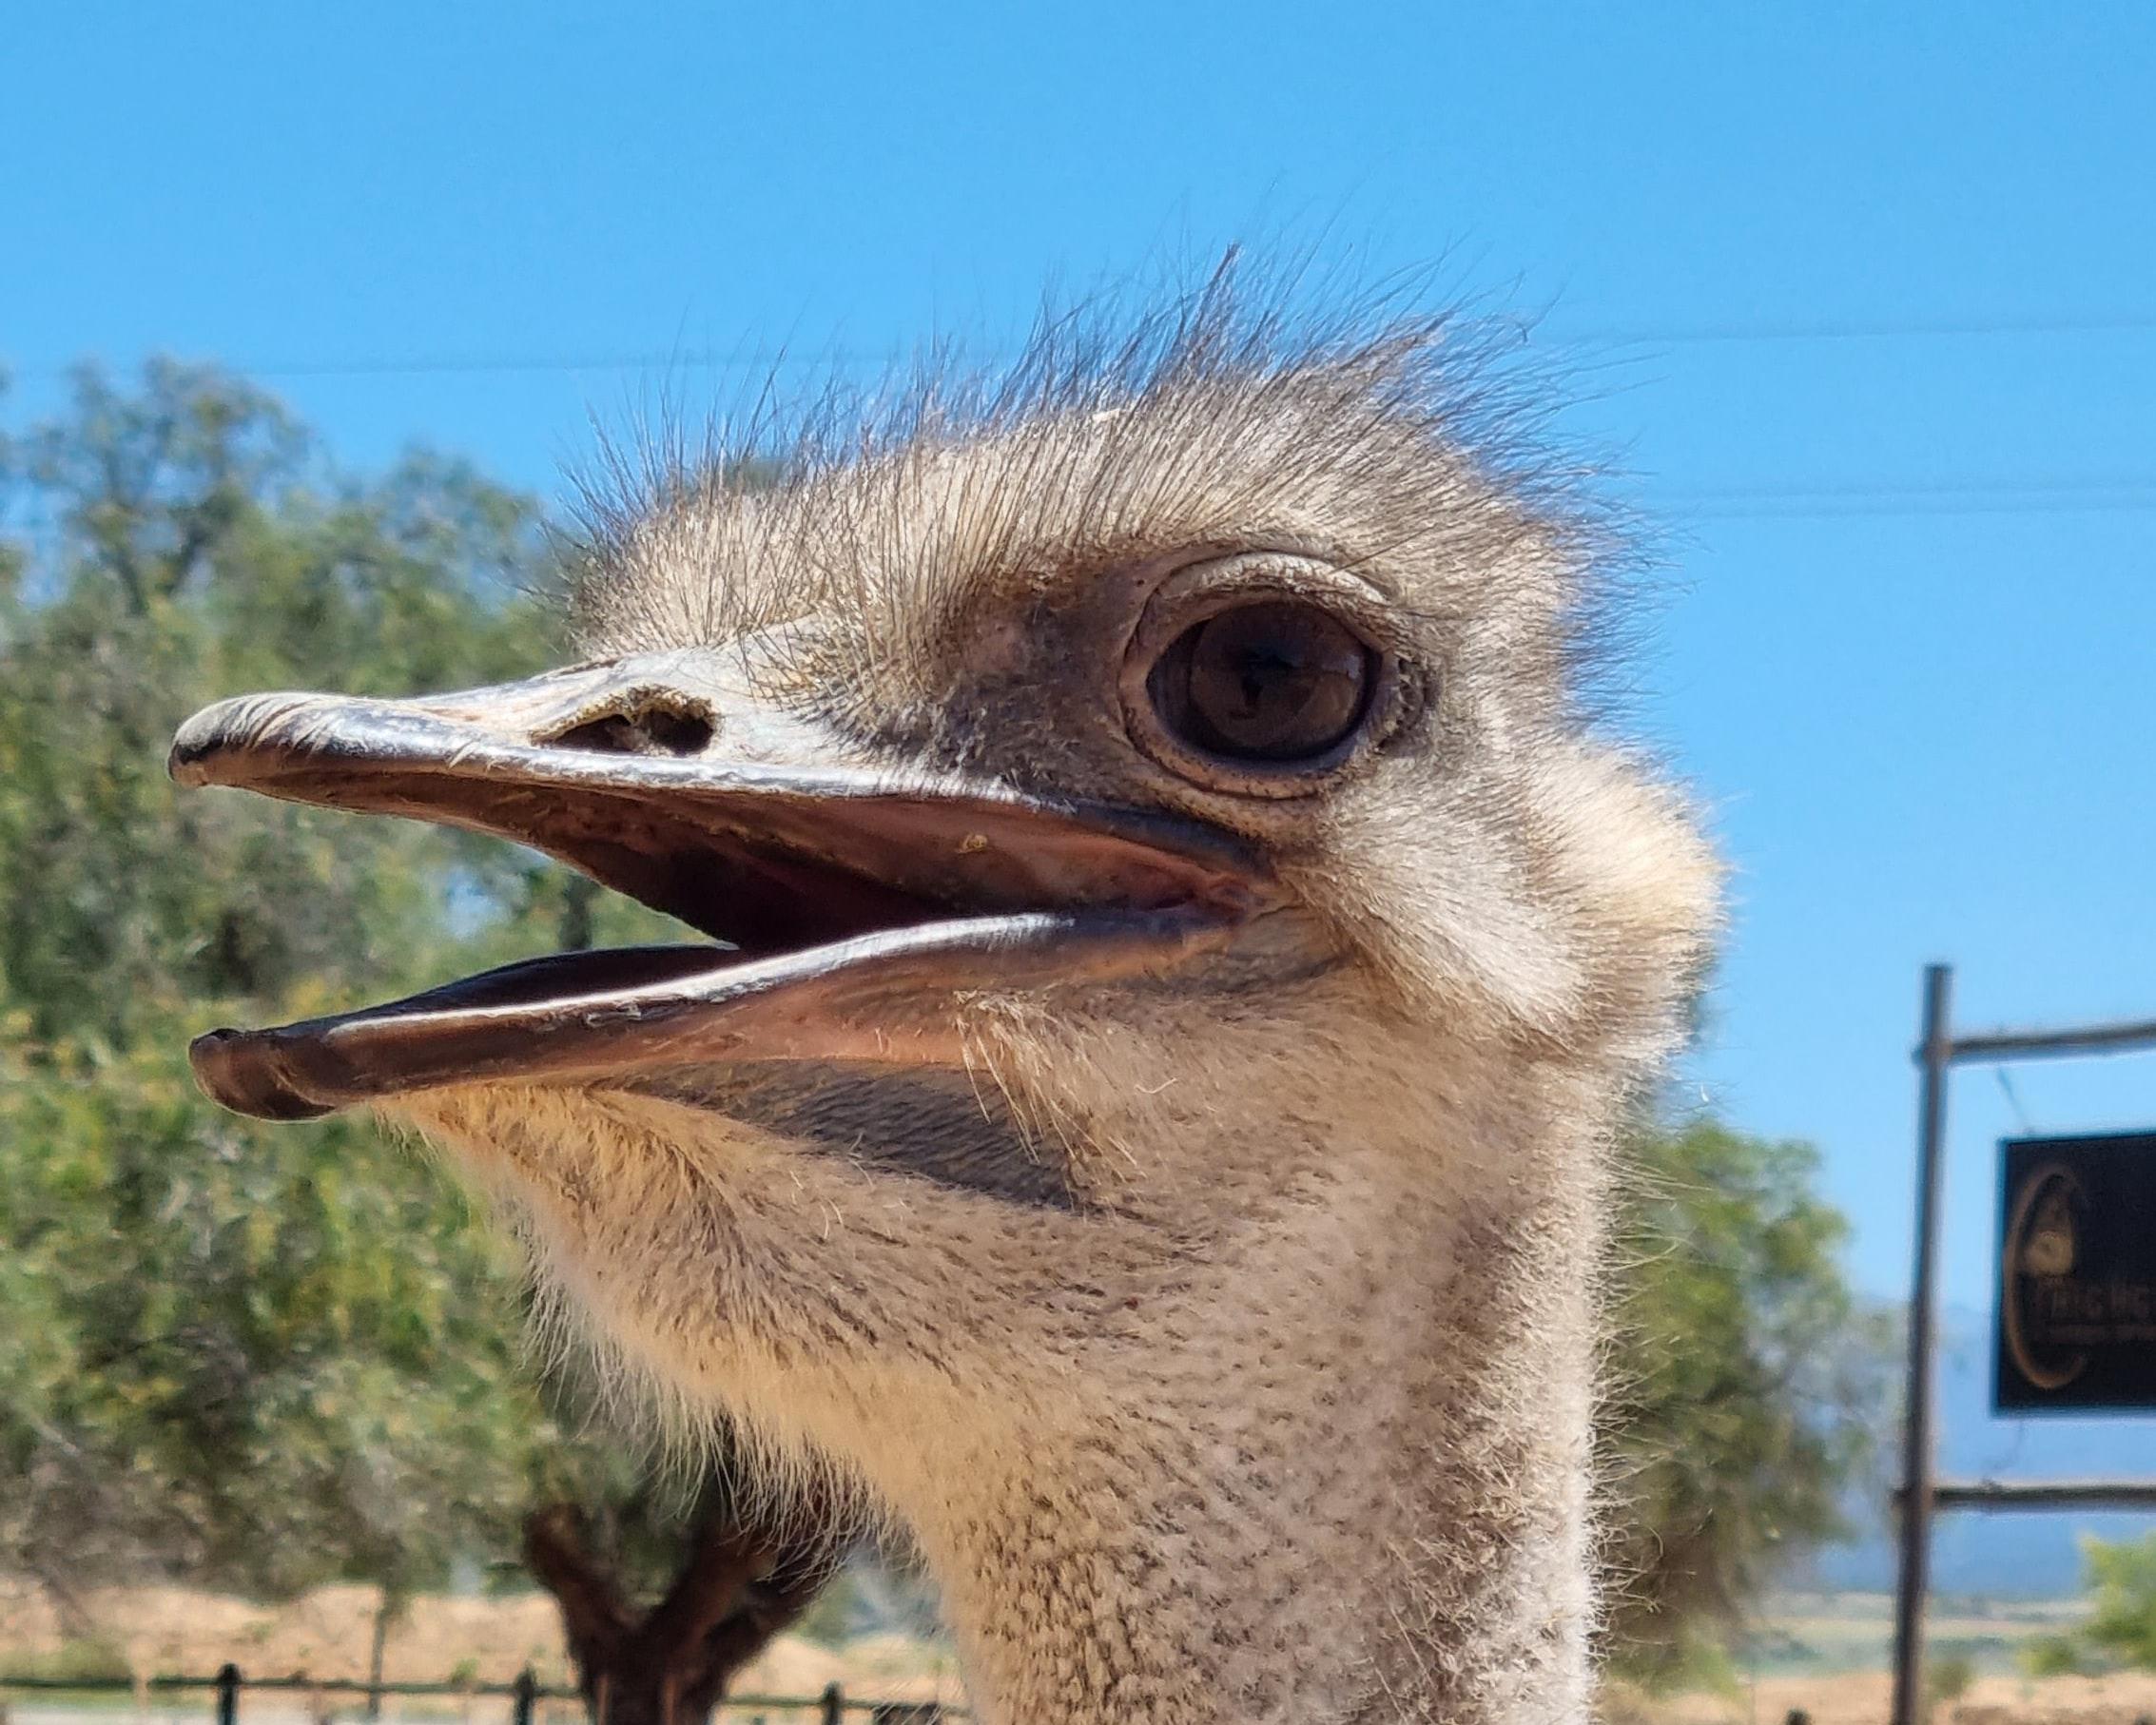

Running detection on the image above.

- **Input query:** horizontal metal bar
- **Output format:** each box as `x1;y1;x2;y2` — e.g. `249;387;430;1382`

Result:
0;1677;571;1699
0;1676;961;1715
181;1677;570;1698
1944;1018;2156;1063
1897;1478;2156;1510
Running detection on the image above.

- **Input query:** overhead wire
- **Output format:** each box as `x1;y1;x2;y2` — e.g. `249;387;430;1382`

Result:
8;312;2156;518
9;308;2156;385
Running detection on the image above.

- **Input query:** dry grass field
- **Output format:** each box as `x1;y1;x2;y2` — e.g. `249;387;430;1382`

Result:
1608;1593;2156;1725
1632;1670;2156;1725
0;1577;968;1714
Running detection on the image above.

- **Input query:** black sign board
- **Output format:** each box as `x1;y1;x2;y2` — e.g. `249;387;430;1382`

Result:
1995;1132;2156;1412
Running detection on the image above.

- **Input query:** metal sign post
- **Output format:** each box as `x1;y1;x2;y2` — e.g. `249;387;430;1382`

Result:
1889;965;1952;1725
1886;964;2156;1725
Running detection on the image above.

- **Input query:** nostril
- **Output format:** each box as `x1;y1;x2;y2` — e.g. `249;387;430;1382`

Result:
633;707;716;755
545;699;715;758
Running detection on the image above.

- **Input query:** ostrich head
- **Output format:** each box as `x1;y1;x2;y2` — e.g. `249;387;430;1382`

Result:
173;292;1717;1725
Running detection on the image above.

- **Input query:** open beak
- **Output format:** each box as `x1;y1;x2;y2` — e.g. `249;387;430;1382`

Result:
168;653;1270;1122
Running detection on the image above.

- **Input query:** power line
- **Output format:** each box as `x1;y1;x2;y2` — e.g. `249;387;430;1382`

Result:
1560;311;2156;347
1684;496;2156;519
9;310;2156;385
1658;475;2156;519
10;332;2156;519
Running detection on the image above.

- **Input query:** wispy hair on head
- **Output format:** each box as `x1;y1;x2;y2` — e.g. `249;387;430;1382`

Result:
559;253;1643;727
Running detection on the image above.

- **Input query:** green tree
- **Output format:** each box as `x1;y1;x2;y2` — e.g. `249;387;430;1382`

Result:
2025;1531;2156;1675
0;1028;540;1614
0;362;832;1714
1599;1117;1887;1688
0;360;581;1620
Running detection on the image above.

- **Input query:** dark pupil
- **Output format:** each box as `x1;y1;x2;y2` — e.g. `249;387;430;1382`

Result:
1161;602;1372;763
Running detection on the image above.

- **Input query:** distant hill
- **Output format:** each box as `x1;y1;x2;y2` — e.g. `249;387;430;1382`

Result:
1804;1304;2155;1598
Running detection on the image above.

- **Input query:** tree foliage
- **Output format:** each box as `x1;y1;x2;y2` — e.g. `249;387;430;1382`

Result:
1600;1117;1887;1687
2026;1532;2156;1675
0;360;669;1618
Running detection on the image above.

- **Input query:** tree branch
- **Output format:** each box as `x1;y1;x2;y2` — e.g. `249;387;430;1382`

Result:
522;1504;634;1672
640;1516;778;1669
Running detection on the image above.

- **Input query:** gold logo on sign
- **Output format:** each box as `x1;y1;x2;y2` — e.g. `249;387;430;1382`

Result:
2003;1163;2090;1393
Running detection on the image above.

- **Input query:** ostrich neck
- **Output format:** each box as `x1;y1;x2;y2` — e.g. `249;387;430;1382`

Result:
407;1080;1609;1725
909;1145;1605;1725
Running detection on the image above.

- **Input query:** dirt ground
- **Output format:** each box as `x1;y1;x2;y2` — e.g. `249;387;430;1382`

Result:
1642;1669;2156;1725
8;1580;2154;1722
0;1579;968;1711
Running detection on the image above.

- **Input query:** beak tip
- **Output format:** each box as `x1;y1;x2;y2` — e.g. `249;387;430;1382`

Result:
189;1027;338;1122
167;740;210;786
168;701;242;786
168;691;331;790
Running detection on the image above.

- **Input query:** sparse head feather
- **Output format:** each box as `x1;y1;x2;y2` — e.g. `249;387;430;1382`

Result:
566;264;1628;719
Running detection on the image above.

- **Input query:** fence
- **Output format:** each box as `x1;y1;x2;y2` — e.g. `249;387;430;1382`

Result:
0;1668;958;1725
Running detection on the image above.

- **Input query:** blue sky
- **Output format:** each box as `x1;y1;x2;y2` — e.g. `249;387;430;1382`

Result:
7;2;2153;1317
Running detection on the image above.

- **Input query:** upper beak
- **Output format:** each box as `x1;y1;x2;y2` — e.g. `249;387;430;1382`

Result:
168;652;1271;1121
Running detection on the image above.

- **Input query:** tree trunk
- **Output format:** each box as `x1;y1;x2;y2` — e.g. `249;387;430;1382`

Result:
365;1595;392;1719
523;1502;832;1725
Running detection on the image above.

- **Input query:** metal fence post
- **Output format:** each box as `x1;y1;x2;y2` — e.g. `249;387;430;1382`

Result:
215;1664;242;1725
819;1683;845;1725
512;1669;537;1725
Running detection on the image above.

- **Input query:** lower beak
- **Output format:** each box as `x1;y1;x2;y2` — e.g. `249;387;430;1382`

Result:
168;661;1269;1121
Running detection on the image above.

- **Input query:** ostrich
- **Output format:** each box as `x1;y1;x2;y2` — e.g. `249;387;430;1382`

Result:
169;290;1718;1725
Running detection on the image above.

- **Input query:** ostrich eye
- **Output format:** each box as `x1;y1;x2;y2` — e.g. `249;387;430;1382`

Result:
1149;601;1376;765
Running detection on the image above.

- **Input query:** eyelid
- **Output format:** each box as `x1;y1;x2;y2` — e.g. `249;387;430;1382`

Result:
1136;552;1410;655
